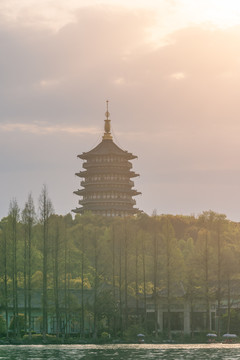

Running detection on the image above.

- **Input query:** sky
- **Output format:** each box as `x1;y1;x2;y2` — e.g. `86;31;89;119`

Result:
1;0;240;220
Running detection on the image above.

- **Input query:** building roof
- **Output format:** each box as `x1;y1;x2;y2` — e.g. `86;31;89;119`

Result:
78;139;137;160
78;104;137;160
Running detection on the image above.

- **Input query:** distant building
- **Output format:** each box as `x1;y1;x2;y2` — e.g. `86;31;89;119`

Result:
73;103;141;216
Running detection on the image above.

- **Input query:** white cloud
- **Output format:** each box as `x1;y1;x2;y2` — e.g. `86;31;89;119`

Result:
0;123;99;135
170;72;186;80
39;78;63;88
114;77;126;86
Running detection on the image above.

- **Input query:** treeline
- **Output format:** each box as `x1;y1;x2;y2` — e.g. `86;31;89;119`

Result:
1;186;240;340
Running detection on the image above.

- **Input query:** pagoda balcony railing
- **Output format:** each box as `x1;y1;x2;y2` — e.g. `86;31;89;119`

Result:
80;180;134;187
83;162;132;170
73;204;138;213
76;187;140;196
81;207;138;213
78;169;138;177
79;198;136;206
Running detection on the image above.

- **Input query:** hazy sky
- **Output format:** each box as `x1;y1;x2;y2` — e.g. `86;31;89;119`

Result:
1;0;240;220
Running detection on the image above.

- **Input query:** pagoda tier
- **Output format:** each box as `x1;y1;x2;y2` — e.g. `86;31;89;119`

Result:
74;188;141;196
75;169;139;178
73;105;141;217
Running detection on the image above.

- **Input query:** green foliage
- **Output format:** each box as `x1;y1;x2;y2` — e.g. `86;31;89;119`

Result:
31;271;43;288
0;315;6;336
9;314;25;335
123;324;146;342
101;331;110;339
22;334;60;344
222;310;240;335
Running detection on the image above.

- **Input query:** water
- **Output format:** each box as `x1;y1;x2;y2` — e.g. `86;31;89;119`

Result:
0;344;240;359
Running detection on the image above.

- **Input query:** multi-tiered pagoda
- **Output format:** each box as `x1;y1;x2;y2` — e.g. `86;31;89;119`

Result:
73;104;141;216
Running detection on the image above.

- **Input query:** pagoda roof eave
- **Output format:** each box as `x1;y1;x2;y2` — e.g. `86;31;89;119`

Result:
76;204;140;212
72;208;83;214
78;139;136;160
74;189;141;196
75;170;139;178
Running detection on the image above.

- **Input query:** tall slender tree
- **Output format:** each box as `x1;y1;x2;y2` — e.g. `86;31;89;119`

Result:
9;199;20;338
123;218;128;329
0;219;9;337
141;231;147;326
22;193;35;337
51;216;61;339
111;223;116;336
152;213;159;337
93;228;99;339
39;185;53;339
80;225;85;338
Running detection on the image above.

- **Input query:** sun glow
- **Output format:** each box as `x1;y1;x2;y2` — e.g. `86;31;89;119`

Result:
0;0;240;35
182;0;240;28
145;0;240;43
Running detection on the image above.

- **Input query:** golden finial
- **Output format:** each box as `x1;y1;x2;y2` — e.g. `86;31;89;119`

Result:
103;100;112;140
105;100;110;120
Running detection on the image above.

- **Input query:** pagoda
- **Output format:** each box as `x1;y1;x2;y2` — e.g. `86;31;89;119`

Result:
73;103;141;216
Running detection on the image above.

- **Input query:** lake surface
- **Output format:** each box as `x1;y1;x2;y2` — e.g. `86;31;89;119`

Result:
1;344;240;359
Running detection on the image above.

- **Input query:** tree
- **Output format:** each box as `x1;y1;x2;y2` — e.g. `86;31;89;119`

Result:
152;213;159;337
0;315;6;336
80;225;85;338
180;237;199;338
9;199;20;337
198;211;227;335
39;185;53;339
160;216;183;339
0;218;9;337
50;215;62;339
22;193;35;337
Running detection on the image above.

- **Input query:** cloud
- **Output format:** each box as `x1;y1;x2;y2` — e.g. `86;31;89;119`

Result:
1;6;240;219
0;6;155;124
170;72;186;80
0;122;99;135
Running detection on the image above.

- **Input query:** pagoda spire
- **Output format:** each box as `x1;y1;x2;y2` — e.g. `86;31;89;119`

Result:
103;100;112;140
